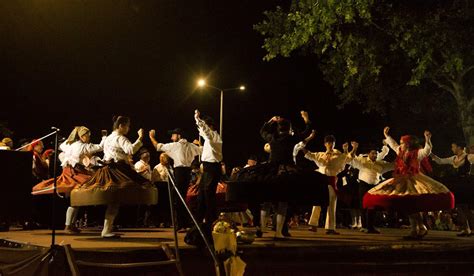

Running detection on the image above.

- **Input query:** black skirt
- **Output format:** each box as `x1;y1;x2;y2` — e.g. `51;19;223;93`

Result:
226;163;329;206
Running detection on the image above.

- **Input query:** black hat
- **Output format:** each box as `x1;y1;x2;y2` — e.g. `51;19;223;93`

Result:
137;147;150;156
167;128;184;136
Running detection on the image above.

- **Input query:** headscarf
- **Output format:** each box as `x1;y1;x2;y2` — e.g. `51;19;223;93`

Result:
400;135;413;146
2;137;12;145
28;139;43;152
66;126;90;144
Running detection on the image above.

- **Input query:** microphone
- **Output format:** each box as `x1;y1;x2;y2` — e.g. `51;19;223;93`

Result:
51;126;60;132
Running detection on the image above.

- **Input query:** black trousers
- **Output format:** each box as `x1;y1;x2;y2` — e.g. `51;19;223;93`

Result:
197;162;221;225
358;180;376;230
173;167;192;229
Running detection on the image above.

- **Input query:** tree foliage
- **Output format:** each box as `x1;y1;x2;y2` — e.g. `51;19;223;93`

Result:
255;0;474;143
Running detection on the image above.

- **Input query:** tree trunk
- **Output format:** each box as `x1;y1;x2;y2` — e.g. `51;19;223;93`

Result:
456;91;474;147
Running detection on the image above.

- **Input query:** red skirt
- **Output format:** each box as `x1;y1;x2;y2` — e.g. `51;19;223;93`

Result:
32;166;92;195
363;173;455;213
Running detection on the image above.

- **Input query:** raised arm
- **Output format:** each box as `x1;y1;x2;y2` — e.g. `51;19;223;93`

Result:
418;130;432;160
294;111;312;140
430;153;455;165
118;129;144;155
195;110;216;141
260;117;278;142
383;127;400;153
377;143;390;161
83;135;107;155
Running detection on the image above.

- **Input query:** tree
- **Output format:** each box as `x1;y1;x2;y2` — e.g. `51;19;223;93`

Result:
255;0;474;145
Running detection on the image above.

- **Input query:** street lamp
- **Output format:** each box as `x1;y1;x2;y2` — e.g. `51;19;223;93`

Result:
197;79;245;139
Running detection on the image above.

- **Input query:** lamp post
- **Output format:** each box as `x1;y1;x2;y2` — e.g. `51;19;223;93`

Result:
197;79;245;139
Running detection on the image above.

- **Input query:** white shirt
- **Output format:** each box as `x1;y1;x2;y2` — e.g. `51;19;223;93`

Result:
156;139;202;168
152;163;169;182
103;131;142;162
134;160;152;180
350;155;394;185
196;117;223;163
432;152;474;168
305;149;350;176
59;137;105;168
385;136;431;160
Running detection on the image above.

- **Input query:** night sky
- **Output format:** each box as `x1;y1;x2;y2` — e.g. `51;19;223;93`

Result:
0;1;462;167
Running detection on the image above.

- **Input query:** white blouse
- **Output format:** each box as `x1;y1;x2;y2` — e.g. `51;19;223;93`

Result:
305;149;350;176
350;156;394;185
103;131;142;162
432;152;474;168
385;136;431;161
156;139;202;168
59;137;106;168
196;117;223;163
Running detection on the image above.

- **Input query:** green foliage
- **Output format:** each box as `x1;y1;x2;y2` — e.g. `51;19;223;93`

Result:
254;0;474;114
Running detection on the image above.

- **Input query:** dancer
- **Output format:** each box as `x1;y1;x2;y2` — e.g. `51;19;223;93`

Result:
363;127;454;239
194;110;223;228
303;136;355;234
29;139;49;182
71;116;158;238
237;111;328;239
349;143;394;234
431;142;474;236
149;127;202;231
32;126;106;233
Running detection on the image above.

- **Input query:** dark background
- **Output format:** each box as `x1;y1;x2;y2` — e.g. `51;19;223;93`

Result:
0;0;464;167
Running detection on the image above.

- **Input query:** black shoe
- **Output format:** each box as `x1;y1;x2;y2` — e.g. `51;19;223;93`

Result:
282;231;291;237
325;230;340;235
256;229;263;238
366;228;380;234
457;232;471;237
273;236;288;241
403;235;421;240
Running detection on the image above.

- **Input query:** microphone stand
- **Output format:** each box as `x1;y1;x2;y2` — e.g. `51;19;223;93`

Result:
165;167;221;276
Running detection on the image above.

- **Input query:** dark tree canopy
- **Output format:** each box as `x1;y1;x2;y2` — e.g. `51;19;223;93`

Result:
255;0;474;144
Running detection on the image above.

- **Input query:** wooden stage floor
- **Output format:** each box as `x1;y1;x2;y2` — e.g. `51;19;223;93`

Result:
2;226;474;251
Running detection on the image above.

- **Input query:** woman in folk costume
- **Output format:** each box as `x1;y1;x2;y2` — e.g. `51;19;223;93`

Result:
32;126;106;233
70;116;157;238
29;139;50;182
363;127;455;239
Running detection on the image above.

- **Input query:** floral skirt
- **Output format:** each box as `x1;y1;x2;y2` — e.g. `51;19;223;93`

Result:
70;161;158;206
363;173;455;213
32;166;92;195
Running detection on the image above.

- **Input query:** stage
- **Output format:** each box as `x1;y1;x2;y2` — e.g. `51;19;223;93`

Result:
1;226;474;275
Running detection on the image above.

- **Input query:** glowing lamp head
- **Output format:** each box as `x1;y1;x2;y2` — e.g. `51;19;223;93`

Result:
239;85;246;91
197;79;206;87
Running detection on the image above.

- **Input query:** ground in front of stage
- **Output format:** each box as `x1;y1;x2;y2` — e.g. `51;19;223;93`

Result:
2;226;474;275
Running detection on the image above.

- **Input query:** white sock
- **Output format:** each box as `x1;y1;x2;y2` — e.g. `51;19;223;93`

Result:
65;207;78;226
275;214;286;238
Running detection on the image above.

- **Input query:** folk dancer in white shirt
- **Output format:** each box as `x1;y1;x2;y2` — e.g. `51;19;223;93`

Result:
32;126;106;234
432;141;474;236
70;116;158;238
349;142;394;234
302;135;355;235
149;128;202;231
194;110;223;226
